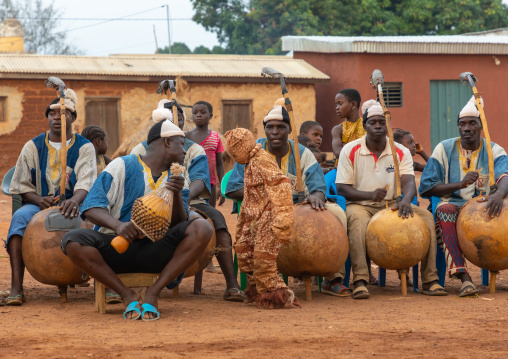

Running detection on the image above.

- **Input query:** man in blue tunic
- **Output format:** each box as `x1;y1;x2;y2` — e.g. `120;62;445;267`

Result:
226;105;351;297
5;89;96;306
62;117;213;320
131;100;246;301
419;96;508;297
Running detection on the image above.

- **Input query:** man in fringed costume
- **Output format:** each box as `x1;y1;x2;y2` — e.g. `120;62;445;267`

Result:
225;128;298;308
5;89;96;306
419;96;508;297
226;106;351;297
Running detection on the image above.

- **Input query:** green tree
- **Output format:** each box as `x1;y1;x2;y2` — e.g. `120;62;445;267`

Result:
158;42;192;54
190;0;508;55
193;45;212;54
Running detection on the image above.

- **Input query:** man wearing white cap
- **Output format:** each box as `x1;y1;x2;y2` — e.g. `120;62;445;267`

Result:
61;116;213;321
419;96;508;297
337;100;444;299
5;89;96;306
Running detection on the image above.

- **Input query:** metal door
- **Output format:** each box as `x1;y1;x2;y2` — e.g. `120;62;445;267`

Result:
430;80;471;150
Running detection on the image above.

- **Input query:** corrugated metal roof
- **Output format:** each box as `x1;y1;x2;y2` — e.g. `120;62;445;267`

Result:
0;54;329;82
282;35;508;54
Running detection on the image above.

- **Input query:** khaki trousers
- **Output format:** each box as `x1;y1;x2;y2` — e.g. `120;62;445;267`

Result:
346;201;438;285
324;203;348;281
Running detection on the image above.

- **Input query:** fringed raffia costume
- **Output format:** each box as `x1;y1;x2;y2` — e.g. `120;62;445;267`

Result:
225;128;298;309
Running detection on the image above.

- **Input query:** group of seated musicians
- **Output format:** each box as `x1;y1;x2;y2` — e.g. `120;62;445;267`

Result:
3;87;508;319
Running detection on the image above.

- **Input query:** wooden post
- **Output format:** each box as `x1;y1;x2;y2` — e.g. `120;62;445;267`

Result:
304;277;312;301
489;271;497;294
400;269;407;296
58;285;68;303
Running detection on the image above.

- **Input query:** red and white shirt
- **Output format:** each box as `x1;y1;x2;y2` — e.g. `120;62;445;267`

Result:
336;135;414;206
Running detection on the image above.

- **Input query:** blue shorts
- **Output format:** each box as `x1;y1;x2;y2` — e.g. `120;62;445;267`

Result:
6;204;41;252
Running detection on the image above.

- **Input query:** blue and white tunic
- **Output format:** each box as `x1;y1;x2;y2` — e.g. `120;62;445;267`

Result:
226;138;326;203
131;139;211;205
419;137;508;208
6;132;96;247
81;154;190;235
10;132;96;198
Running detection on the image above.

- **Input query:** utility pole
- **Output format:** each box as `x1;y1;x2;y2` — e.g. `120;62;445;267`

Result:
153;25;159;54
164;4;171;54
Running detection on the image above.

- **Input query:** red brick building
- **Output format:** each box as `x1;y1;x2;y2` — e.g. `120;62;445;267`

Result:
283;35;508;153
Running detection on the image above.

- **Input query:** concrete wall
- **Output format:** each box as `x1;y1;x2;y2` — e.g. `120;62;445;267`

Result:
294;52;508;153
0;78;316;177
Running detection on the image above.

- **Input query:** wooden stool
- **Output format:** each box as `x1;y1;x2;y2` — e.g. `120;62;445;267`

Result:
95;273;159;314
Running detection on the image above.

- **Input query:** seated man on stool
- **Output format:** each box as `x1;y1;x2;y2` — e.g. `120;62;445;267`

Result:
131;100;246;302
62;117;213;321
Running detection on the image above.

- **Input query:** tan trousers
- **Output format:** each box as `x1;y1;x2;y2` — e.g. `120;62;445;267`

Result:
324;203;348;281
346;201;438;285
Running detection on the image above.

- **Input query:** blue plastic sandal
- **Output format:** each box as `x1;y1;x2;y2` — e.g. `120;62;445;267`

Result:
141;303;160;321
123;301;141;320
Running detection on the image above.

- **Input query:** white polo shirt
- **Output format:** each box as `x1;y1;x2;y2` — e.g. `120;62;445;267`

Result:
336;135;414;206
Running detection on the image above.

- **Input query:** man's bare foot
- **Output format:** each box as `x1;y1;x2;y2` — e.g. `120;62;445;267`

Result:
204;261;222;274
122;289;141;319
141;288;159;320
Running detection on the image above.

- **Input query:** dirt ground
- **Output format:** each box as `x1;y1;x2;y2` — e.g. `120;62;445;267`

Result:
0;192;507;359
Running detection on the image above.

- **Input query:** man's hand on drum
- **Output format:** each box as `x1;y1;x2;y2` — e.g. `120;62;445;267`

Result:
302;192;327;211
38;195;56;210
370;188;387;202
59;198;80;218
480;191;504;218
165;175;185;193
114;221;142;243
391;199;414;219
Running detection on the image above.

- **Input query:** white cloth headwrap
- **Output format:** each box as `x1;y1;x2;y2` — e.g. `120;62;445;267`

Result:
361;99;384;119
152;99;174;124
459;95;484;119
160;119;184;138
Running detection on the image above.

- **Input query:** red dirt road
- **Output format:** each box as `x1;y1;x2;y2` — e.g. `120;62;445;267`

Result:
0;193;507;358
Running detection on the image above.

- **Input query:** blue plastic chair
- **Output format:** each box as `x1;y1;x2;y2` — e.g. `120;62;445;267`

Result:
430;197;489;287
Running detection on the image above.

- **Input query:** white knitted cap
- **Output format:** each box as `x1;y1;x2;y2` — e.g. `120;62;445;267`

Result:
459;95;484;119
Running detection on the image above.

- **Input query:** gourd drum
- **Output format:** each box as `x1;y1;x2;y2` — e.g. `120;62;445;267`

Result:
366;209;430;270
456;196;508;272
277;205;348;277
22;208;89;286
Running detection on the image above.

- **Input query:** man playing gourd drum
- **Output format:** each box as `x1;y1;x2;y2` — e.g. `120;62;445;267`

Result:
337;100;445;300
419;96;508;297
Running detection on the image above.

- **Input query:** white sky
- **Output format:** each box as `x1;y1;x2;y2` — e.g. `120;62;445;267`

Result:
45;0;508;56
48;0;220;56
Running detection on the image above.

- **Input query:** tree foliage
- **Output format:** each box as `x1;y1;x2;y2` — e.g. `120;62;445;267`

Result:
158;42;226;55
0;0;82;55
190;0;508;54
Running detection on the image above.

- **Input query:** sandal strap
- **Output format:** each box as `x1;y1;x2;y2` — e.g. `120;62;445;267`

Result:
353;286;368;295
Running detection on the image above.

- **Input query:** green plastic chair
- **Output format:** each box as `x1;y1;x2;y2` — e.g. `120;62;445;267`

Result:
2;166;22;214
221;170;248;290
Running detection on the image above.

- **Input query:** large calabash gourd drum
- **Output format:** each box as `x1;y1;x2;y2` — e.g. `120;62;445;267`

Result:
456;196;508;272
184;211;217;278
277;205;349;277
366;209;430;270
22;208;89;286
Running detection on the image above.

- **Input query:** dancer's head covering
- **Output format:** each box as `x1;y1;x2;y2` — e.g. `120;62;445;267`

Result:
46;88;78;118
147;100;184;145
263;105;290;126
225;128;260;165
361;99;384;126
459;95;484;121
